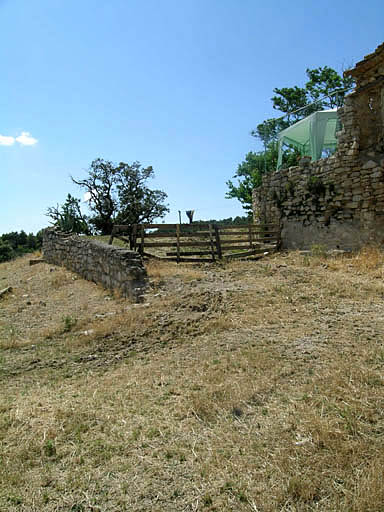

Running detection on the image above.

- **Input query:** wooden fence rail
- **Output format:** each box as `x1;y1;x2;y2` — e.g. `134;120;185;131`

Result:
109;223;280;262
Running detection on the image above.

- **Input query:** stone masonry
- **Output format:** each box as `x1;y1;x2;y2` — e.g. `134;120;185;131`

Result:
43;229;148;301
253;42;384;249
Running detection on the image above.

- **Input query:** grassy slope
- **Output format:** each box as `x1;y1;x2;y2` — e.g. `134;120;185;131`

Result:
1;249;384;511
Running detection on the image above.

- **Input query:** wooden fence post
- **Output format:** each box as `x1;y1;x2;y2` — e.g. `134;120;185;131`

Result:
276;222;282;250
140;225;145;256
108;226;116;245
208;224;216;262
130;224;138;250
176;224;181;263
248;224;253;249
214;225;222;260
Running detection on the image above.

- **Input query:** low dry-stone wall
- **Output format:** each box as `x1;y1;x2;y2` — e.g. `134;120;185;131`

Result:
43;229;148;301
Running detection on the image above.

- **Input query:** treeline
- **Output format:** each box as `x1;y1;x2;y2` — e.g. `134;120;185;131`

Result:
156;216;252;234
192;216;251;226
0;230;44;263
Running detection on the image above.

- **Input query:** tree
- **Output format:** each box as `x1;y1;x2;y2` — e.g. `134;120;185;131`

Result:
0;231;42;262
271;66;354;121
46;194;90;234
305;66;354;109
271;86;310;123
251;118;288;147
0;240;15;263
227;65;355;212
226;152;271;212
1;232;19;250
72;159;169;235
71;159;118;235
114;162;169;225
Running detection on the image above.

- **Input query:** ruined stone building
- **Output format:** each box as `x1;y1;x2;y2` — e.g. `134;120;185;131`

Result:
253;42;384;249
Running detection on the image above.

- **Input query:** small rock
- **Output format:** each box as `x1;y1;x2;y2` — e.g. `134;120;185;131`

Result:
295;437;311;446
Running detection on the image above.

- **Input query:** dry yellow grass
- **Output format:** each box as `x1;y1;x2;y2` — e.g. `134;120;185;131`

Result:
1;248;384;510
146;258;205;282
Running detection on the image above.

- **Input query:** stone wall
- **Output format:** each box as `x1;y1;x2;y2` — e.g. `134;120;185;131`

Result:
43;229;148;300
253;43;384;250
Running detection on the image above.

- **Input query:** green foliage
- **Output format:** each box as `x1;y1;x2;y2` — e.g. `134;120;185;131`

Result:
115;162;169;226
0;240;15;263
305;66;354;109
272;66;354;121
72;159;169;235
62;315;77;333
71;159;118;235
271;85;310;122
157;216;251;235
311;244;327;257
227;65;354;212
46;194;90;234
226;151;274;212
0;231;42;263
43;439;57;457
251;118;289;146
226;146;299;211
193;215;251;226
285;180;295;197
307;176;326;197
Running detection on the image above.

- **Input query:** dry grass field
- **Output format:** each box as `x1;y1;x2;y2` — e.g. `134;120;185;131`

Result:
1;247;384;511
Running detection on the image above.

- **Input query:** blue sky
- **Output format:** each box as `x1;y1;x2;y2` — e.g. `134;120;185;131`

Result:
1;0;383;234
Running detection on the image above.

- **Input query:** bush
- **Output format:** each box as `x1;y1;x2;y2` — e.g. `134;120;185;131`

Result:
0;231;43;263
0;241;15;263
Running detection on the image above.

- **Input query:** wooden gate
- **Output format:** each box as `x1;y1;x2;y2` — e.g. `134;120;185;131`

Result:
109;223;280;262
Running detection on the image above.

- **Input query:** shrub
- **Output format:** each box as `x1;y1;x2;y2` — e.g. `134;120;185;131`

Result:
0;240;15;263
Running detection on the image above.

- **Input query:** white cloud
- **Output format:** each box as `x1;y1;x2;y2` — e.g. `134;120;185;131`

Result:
0;131;38;147
83;192;92;202
15;131;38;146
0;134;15;146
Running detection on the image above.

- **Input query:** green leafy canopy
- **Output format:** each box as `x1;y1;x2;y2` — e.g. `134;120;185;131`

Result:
226;65;354;211
48;159;169;235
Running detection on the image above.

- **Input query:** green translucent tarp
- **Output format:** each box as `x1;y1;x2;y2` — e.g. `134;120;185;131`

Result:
277;109;339;169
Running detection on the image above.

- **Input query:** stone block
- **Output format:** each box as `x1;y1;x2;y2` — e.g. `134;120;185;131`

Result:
363;160;378;169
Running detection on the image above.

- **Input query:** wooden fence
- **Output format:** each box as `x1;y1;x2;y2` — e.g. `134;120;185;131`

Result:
109;223;280;262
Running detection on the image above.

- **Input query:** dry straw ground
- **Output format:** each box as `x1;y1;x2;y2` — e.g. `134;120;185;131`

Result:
1;247;384;511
